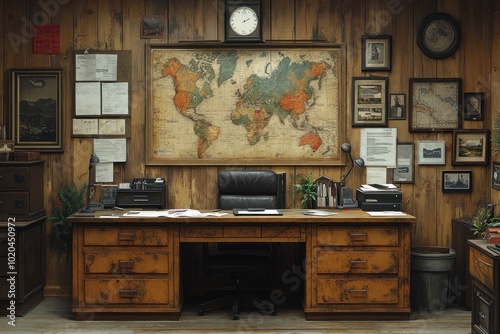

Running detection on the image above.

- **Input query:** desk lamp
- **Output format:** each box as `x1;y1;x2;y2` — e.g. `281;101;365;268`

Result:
336;143;364;208
80;153;100;213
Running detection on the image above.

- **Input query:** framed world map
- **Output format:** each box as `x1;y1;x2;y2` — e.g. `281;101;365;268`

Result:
145;44;345;165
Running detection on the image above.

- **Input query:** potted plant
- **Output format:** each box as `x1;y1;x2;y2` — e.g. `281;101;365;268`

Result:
293;173;317;209
471;207;500;239
50;182;86;258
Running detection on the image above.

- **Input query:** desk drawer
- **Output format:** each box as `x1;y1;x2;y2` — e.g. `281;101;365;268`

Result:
316;278;399;304
316;226;398;246
0;167;30;189
317;250;398;274
84;279;169;304
469;247;494;291
84;251;169;274
83;226;169;246
182;225;303;239
0;192;30;215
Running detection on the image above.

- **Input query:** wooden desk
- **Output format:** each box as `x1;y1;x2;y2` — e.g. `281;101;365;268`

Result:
70;209;415;320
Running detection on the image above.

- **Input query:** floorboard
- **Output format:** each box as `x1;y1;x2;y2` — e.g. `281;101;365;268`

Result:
1;297;472;334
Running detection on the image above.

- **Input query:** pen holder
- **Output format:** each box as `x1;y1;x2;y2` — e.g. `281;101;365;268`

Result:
0;140;14;161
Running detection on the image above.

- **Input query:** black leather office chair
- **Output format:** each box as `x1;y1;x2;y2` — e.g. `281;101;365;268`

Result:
197;170;285;320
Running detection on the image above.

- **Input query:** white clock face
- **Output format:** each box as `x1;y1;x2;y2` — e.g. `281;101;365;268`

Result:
229;6;259;36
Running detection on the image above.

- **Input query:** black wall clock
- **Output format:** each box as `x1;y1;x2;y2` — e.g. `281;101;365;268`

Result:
417;12;460;59
225;0;262;42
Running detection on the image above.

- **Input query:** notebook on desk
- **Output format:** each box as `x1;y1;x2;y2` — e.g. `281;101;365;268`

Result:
233;208;283;216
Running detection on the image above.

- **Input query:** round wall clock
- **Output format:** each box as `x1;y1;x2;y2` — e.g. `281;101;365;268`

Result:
225;0;262;42
417;12;460;59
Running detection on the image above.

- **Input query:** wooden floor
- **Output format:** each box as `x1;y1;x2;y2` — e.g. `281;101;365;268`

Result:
1;297;472;334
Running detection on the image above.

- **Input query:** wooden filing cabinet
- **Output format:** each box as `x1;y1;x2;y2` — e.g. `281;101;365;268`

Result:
72;222;181;320
305;224;411;320
0;160;46;316
468;240;499;334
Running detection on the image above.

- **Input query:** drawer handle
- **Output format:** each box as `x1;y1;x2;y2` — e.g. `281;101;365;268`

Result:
118;289;138;297
118;259;136;269
348;289;367;293
133;195;149;202
349;259;367;264
475;259;493;268
479;311;487;319
0;200;2;206
118;232;136;241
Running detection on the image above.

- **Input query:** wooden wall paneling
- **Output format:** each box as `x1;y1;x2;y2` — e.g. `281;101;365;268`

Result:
491;0;500;208
43;1;75;297
192;166;218;210
3;2;28;68
168;0;196;42
97;0;123;50
295;0;320;41
269;0;295;40
410;1;438;246
122;0;145;183
316;0;341;43
193;0;218;40
435;0;463;247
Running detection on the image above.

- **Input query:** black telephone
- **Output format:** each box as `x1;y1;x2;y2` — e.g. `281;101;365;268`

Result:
338;187;358;208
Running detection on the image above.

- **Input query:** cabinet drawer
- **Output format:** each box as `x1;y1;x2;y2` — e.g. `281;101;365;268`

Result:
317;250;398;274
469;247;494;291
317;226;399;246
83;226;169;246
0;192;30;215
84;251;169;274
316;278;399;304
0;167;30;189
84;279;169;304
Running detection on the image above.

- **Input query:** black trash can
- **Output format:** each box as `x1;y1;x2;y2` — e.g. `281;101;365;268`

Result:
410;246;456;311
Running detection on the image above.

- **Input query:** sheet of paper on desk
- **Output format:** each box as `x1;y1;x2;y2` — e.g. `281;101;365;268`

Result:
122;209;227;218
302;210;337;216
367;211;406;216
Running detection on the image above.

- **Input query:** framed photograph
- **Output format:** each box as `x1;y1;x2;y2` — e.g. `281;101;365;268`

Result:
492;161;500;190
417;140;446;165
9;68;63;152
409;78;462;132
361;35;391;71
389;93;406;120
464;92;484;121
392;142;414;184
351;76;388;127
141;16;163;39
442;170;472;193
452;129;490;165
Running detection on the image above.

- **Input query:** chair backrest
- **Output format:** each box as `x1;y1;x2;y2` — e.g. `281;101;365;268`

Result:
217;170;286;210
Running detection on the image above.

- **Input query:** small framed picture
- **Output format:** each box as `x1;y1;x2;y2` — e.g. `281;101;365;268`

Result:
452;129;490;165
463;92;484;121
392;142;414;183
361;35;391;71
417;140;446;165
351;76;388;127
493;161;500;190
442;170;472;193
389;93;406;120
141;16;163;39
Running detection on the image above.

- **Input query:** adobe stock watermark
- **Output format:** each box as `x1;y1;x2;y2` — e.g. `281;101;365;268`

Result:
7;0;71;53
6;217;17;327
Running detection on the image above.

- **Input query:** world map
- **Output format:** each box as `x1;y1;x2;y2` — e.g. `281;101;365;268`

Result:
148;47;341;165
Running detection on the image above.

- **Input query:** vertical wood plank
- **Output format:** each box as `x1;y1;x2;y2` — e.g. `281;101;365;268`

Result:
296;0;320;40
4;1;28;68
270;0;295;40
97;0;123;50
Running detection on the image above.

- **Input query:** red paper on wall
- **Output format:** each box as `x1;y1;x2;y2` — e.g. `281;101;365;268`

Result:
33;25;60;54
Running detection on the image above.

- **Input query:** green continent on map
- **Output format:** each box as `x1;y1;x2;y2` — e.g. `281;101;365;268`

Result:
231;56;329;148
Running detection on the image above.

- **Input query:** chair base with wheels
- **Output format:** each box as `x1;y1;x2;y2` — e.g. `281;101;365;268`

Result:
197;278;277;320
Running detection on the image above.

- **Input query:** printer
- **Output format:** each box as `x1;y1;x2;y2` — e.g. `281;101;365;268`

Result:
356;184;402;211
